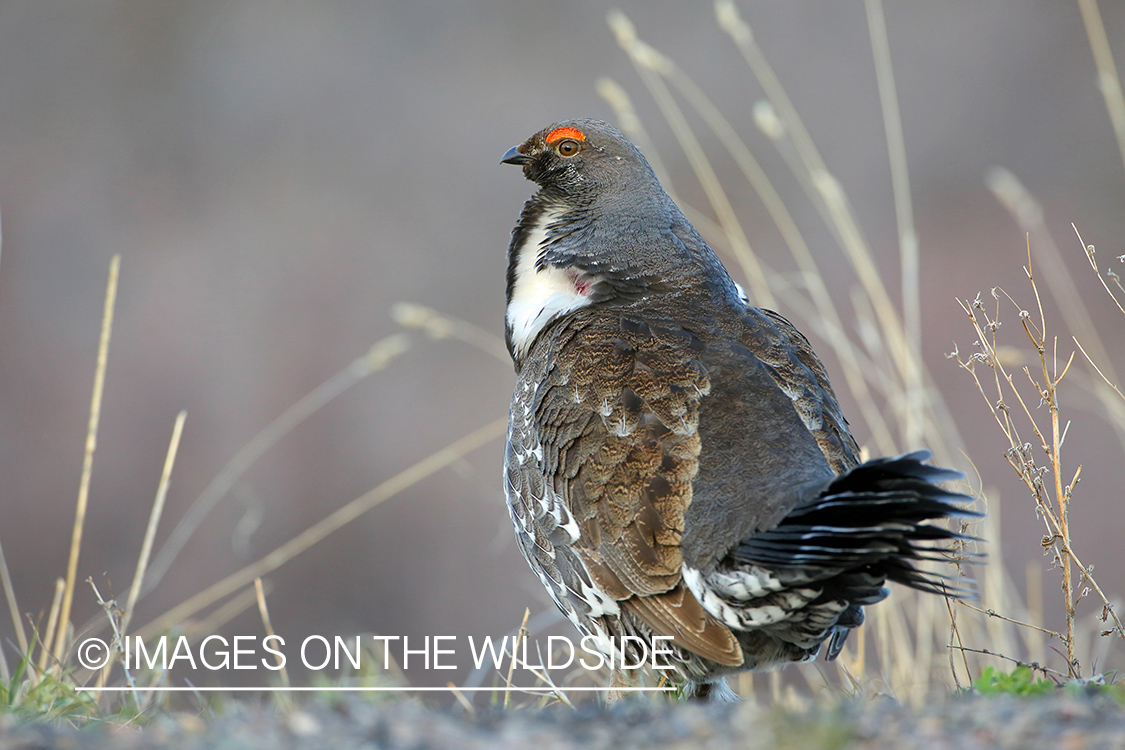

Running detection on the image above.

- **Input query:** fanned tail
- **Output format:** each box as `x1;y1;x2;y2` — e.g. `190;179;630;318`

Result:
722;451;981;661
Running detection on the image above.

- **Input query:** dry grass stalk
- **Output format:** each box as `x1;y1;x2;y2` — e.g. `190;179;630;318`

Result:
90;412;186;697
448;683;475;716
502;608;530;708
0;539;28;663
865;0;922;449
3;279;435;712
121;411;187;640
144;334;412;595
494;620;575;708
36;579;66;678
392;302;510;365
254;577;290;711
4;279;509;710
55;254;120;663
180;586;264;644
135;417;507;640
944;593;968;690
1077;0;1125;177
254;578;288;685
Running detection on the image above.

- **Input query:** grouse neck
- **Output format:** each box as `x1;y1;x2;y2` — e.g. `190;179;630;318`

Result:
504;199;601;362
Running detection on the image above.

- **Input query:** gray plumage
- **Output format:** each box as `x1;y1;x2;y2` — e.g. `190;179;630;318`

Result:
501;119;976;698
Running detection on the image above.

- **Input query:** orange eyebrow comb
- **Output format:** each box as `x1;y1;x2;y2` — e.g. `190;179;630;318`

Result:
545;126;587;144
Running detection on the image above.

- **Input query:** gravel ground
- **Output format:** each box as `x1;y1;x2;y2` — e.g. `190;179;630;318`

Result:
2;693;1124;750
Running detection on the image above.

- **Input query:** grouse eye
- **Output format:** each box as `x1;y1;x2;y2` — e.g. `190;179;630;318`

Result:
556;139;580;157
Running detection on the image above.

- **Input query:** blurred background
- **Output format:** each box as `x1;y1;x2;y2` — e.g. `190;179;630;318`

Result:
1;1;1123;693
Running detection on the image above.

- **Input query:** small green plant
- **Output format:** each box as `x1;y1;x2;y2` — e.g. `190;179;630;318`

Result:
972;666;1054;697
0;650;101;722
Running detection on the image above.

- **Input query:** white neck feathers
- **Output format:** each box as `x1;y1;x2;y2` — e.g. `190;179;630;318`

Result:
506;208;597;358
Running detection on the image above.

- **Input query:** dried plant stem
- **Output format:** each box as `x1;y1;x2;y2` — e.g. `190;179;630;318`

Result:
254;578;289;688
948;645;1067;681
54;254;120;663
37;579;65;676
954;242;1125;677
136;417;506;640
1077;0;1125;177
87;578;139;706
865;0;923;448
0;538;28;657
144;333;411;595
945;593;968;689
1042;333;1077;673
1021;248;1078;669
504;608;531;709
738;671;754;700
1075;224;1125;317
448;683;475;715
181;586;263;642
972;492;1019;660
120;411;187;640
516;626;575;708
957;601;1063;641
1073;338;1125;401
728;5;971;468
885;595;917;697
391;303;510;365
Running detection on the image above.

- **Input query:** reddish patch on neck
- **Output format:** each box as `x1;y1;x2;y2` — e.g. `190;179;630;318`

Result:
568;268;594;296
546;126;587;144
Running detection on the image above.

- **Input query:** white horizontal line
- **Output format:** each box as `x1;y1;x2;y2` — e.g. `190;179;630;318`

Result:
77;686;673;693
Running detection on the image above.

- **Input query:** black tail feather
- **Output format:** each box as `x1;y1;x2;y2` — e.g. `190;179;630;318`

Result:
733;451;981;600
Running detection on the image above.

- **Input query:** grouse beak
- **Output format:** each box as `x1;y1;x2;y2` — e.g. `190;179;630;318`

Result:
501;146;533;166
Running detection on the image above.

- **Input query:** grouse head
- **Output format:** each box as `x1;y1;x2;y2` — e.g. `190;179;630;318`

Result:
501;118;658;198
500;119;741;363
